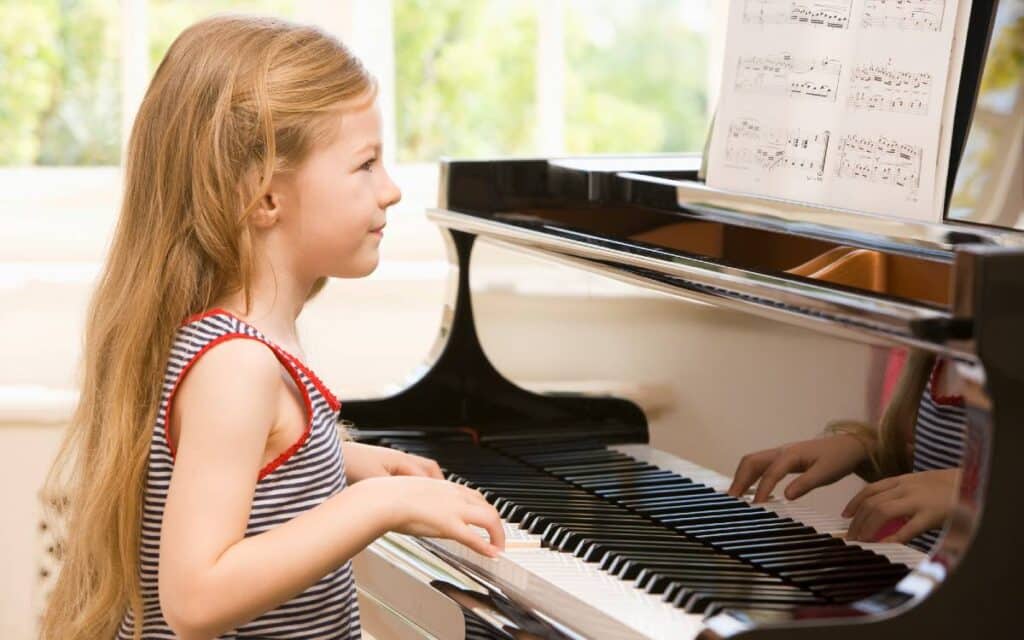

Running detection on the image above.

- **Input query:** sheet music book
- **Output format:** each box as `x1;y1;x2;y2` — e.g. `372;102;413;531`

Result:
705;0;974;222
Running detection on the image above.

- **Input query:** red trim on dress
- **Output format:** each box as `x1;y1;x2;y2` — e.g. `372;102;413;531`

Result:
279;352;342;412
929;359;965;407
181;308;342;412
161;333;315;481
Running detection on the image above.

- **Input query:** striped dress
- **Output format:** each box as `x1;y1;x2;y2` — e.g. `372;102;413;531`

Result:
117;309;360;639
909;358;967;552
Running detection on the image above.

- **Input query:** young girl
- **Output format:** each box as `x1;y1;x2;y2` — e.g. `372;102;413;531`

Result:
40;15;504;640
727;350;964;551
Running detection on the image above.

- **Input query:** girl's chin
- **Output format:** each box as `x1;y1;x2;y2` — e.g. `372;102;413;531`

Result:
331;255;380;279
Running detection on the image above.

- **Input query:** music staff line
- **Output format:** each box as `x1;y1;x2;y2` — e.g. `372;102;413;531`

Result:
723;118;923;198
732;52;933;116
741;0;946;32
735;53;842;102
741;0;854;30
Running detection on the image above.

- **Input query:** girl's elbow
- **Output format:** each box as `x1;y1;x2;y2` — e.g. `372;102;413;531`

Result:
161;588;223;640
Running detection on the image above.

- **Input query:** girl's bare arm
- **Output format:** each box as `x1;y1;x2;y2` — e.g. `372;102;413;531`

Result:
158;339;390;639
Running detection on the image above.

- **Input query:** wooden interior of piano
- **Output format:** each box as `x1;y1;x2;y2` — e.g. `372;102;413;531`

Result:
495;205;952;308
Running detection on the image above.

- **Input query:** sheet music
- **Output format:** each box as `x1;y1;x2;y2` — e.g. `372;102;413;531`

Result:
707;0;973;222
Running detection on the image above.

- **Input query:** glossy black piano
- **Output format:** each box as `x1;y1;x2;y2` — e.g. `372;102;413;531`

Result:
342;1;1024;638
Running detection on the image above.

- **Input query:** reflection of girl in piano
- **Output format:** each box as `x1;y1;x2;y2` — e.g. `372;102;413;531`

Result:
727;350;964;551
39;16;504;640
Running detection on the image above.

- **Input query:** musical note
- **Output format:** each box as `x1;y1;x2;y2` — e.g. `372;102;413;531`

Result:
862;0;946;32
725;117;831;181
742;0;854;29
835;133;922;200
847;59;932;115
736;53;842;102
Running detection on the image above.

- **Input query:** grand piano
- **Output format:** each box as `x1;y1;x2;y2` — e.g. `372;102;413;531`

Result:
343;2;1024;638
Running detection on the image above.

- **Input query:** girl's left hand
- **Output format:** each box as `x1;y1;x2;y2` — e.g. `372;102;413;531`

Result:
342;441;445;483
843;468;961;543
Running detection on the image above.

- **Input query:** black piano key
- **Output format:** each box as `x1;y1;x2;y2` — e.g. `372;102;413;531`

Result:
822;581;908;603
784;564;909;586
543;461;661;474
607;554;742;578
741;545;871;564
639;568;784;595
662;580;808;605
701;600;810;617
664;509;779;528
637;496;750;515
597;485;716;500
613;555;752;579
581;539;713;563
694;524;816;543
683;588;826;614
718;534;846;554
676;517;800;536
756;551;892;572
617;487;717;507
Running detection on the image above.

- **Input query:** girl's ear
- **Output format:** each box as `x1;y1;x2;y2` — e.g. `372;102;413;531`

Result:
251;191;282;229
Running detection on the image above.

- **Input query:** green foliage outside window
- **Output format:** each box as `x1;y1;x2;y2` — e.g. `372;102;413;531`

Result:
1;0;120;165
394;0;538;162
565;0;708;154
2;0;709;166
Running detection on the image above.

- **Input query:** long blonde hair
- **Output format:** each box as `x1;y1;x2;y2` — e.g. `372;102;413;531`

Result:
828;349;936;480
40;15;375;639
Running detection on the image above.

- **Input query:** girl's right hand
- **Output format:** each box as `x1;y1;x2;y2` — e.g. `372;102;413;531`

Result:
359;476;506;557
727;434;873;503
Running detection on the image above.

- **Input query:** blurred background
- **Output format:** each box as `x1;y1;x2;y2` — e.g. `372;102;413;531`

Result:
0;2;728;636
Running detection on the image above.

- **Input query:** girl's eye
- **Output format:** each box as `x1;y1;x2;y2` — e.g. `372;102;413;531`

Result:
360;157;376;172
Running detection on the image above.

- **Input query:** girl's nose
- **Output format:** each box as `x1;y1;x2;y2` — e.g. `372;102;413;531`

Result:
380;171;402;209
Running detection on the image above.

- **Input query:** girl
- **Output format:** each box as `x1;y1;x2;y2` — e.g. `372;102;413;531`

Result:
40;15;504;640
727;350;964;551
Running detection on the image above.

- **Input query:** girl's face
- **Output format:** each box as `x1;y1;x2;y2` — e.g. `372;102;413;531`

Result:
271;99;401;281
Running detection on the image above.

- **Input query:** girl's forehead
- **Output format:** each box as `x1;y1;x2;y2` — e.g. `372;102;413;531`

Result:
336;102;382;144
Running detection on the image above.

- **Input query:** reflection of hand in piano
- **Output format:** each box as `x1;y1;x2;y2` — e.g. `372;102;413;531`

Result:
727;433;874;503
843;468;961;543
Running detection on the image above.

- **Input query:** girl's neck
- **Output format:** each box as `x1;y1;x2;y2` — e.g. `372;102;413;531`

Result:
215;292;308;359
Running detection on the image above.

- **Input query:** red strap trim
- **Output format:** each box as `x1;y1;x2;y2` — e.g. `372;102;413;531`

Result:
179;308;341;412
161;333;315;481
929;359;965;407
279;352;342;412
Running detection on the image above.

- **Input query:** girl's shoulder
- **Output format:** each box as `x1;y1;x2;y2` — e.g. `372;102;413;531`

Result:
167;332;285;458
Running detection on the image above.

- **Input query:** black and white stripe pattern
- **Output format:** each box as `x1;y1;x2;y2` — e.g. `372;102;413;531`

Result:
909;359;966;553
117;311;359;639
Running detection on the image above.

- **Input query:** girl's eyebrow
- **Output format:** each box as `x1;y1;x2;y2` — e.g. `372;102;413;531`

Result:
353;140;381;155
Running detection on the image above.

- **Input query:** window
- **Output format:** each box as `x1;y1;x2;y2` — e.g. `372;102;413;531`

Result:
392;0;712;161
565;0;710;154
2;0;121;165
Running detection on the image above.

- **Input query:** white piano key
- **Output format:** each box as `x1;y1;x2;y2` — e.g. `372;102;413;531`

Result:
427;532;705;640
469;522;540;548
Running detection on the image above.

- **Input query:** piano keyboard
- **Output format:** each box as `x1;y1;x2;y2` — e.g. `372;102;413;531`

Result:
380;438;925;639
612;444;925;567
